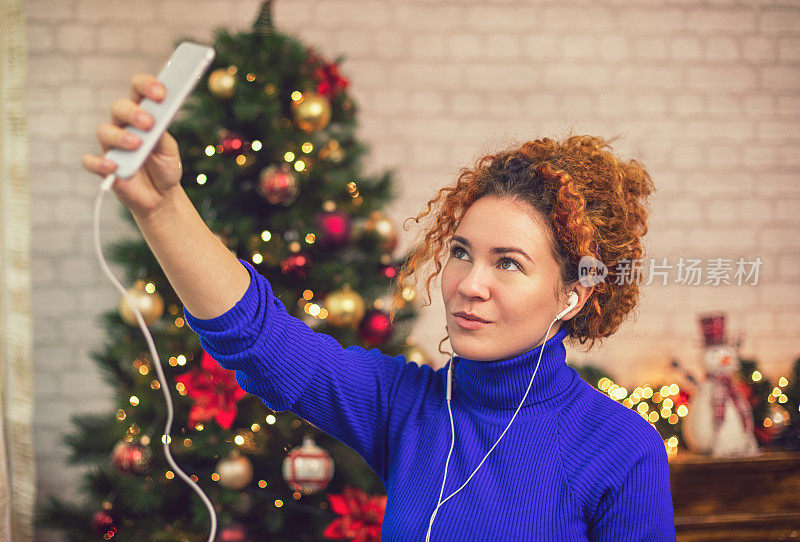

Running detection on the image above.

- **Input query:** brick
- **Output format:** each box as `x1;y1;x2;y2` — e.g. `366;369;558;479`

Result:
681;120;753;142
523;35;560;60
777;95;800;117
397;5;466;30
774;198;800;222
468;63;540;90
706;197;739;223
707;145;741;168
77;55;150;84
449;34;482;59
25;0;75;21
758;121;800;141
742;36;777;62
686;9;757;32
27;23;56;52
333;30;373;60
632;37;669;61
757;284;800;309
663;197;702;223
56;25;97;53
524;94;560;118
408;91;446;114
466;6;540;30
77;0;155;21
393;63;463;89
632;94;667;115
761;8;800;33
758;227;800;250
373;31;405;58
762;67;800;90
708;95;741;117
618;65;683;89
562;35;598;60
681;171;752;194
410;143;449;167
485;35;522;59
598;35;629;62
671;36;702;60
777;253;800;279
705;37;739;61
686;66;757;91
619;8;685;32
410;34;447;60
487;94;528;118
28;55;76;85
743;94;776;117
754;174;800;196
450;92;485;116
777;37;800;62
672;94;706;117
28;113;73;137
780;147;800;167
542;64;611;90
742;145;779;168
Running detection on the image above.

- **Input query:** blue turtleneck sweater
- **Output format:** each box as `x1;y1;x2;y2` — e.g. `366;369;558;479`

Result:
184;259;676;541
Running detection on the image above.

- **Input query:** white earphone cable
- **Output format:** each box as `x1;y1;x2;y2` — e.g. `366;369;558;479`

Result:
95;174;217;541
424;313;563;542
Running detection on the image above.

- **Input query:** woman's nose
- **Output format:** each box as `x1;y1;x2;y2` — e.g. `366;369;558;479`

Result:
457;267;490;299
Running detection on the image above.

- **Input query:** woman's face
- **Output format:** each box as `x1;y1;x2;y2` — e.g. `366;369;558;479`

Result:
441;195;569;362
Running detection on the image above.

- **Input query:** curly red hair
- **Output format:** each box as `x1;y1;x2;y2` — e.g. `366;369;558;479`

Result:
389;133;655;353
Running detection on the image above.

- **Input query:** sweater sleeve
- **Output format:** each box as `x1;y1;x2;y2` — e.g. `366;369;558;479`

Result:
588;425;677;542
182;259;408;481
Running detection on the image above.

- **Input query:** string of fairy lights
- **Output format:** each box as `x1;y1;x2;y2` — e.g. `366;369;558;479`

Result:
595;369;794;459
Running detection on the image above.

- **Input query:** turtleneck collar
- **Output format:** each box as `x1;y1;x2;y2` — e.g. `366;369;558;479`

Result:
451;326;576;418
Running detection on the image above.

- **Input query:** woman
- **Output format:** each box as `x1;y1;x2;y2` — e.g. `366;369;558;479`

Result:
84;74;675;540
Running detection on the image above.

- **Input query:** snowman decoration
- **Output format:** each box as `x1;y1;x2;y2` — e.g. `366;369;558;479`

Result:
682;313;760;458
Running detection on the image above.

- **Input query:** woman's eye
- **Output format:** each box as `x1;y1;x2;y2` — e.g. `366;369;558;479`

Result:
449;245;521;271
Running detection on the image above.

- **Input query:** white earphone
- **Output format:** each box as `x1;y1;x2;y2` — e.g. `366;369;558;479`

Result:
425;290;580;541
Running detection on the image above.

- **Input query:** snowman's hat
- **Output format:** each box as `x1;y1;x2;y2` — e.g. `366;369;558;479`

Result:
699;313;727;347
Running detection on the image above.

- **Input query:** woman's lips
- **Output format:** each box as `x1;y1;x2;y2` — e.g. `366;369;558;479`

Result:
454;315;491;330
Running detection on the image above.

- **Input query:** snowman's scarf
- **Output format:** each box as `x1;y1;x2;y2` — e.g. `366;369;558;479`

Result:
712;373;753;433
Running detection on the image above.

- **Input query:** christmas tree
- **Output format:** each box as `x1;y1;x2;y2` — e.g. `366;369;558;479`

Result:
36;3;424;540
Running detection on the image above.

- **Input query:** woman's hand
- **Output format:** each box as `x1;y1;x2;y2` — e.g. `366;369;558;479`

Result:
82;73;184;219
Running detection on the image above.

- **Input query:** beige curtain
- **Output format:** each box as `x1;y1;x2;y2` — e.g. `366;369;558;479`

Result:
0;0;36;539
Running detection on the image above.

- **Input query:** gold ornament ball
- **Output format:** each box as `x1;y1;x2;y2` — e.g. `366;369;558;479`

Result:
119;280;164;326
290;91;332;132
402;343;432;367
216;451;254;490
363;211;398;254
208;68;237;99
318;139;344;163
323;284;366;328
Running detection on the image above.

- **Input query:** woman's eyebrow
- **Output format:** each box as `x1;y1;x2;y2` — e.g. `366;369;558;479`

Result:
450;235;532;261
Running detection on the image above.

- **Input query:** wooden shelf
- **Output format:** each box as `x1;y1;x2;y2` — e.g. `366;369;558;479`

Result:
669;449;800;540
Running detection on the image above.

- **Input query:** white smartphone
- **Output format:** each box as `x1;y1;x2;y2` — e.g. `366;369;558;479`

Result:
104;42;216;179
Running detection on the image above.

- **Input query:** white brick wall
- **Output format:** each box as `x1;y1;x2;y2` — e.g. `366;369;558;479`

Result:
27;1;799;539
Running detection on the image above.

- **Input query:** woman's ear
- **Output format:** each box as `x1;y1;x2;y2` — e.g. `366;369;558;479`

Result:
560;282;594;321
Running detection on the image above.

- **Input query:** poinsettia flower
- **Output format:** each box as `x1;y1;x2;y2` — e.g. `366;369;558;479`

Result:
175;349;247;430
323;486;386;542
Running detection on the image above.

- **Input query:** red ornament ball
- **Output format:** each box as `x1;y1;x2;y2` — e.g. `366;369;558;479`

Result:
315;210;351;248
280;253;311;280
358;309;393;346
258;164;299;206
282;435;334;494
220;132;246;154
111;440;152;475
380;263;398;280
218;524;248;542
91;510;117;536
